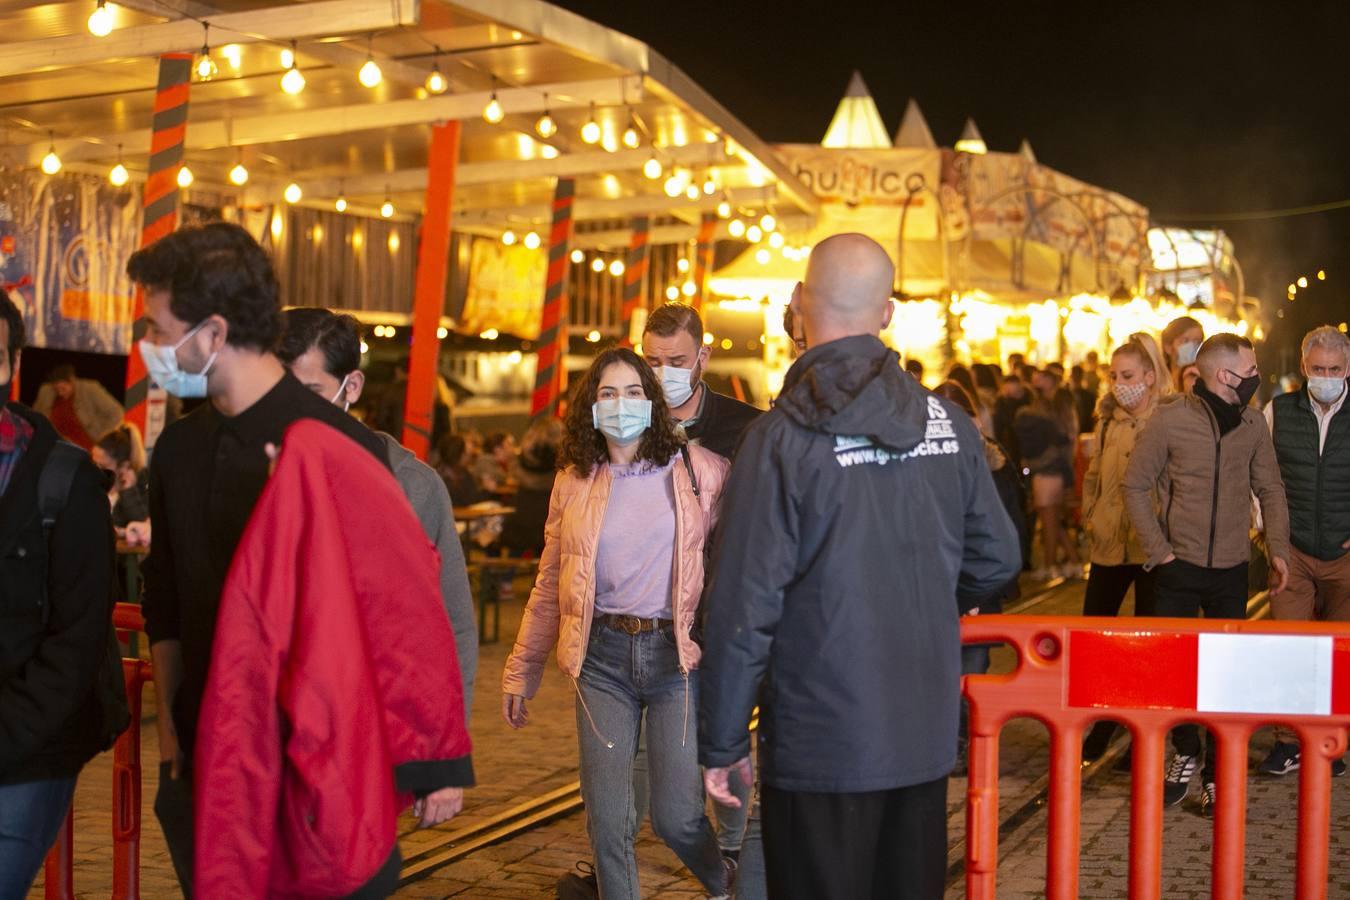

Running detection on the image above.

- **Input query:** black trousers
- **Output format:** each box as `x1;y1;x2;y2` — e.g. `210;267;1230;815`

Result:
761;776;947;900
1153;558;1249;781
1083;563;1157;617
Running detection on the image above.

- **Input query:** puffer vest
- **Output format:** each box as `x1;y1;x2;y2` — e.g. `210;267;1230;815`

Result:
1271;389;1350;561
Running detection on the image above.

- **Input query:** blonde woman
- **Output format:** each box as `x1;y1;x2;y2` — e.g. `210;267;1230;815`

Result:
1080;332;1171;759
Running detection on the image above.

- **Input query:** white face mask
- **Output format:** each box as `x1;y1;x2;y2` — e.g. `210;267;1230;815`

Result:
330;374;351;411
1175;340;1201;367
653;364;697;409
592;397;652;445
1307;375;1346;405
1112;381;1149;411
138;320;216;398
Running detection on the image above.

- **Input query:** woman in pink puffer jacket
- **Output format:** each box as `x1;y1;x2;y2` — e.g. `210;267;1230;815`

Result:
502;347;731;900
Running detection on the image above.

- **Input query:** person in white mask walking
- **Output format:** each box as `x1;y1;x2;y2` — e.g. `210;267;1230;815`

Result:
1256;325;1350;778
1079;332;1172;762
641;303;761;461
502;347;733;900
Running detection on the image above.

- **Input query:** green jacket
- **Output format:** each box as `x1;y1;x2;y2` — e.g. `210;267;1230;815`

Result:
1270;388;1350;561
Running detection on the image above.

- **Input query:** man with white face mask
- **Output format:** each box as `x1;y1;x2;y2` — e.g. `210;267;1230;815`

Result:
1256;325;1350;777
276;307;477;724
641;303;760;461
129;224;466;896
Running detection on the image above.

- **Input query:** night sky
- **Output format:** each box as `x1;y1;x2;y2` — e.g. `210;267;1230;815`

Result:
558;0;1350;368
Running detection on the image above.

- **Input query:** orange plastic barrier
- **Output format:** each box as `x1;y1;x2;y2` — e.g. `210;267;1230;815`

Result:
961;615;1350;900
44;604;152;900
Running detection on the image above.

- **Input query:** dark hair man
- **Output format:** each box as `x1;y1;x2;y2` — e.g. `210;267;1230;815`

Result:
130;223;465;894
0;294;121;895
32;362;124;450
277;307;478;720
1256;325;1350;778
699;234;1020;900
1123;332;1290;817
641;302;760;461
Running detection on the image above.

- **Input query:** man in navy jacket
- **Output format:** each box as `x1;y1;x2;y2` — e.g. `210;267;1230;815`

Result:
699;234;1020;900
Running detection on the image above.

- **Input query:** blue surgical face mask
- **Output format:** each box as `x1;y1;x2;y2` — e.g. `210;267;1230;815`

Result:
138;320;216;398
653;365;696;409
1308;375;1346;405
1176;340;1201;367
592;397;652;445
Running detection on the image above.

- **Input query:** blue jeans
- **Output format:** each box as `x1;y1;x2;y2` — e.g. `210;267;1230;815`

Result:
576;622;726;899
0;776;78;899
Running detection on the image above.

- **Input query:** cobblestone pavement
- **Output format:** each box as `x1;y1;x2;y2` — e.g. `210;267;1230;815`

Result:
31;573;1347;899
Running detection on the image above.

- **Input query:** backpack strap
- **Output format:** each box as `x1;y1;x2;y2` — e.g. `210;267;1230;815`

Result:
39;440;84;539
679;443;700;498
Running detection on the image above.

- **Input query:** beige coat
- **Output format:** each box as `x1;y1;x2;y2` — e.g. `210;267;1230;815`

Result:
1082;394;1157;566
1123;392;1290;570
501;446;728;699
34;378;123;441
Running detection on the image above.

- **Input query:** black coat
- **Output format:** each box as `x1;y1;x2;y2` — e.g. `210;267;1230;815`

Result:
0;405;117;783
685;387;761;461
697;336;1021;792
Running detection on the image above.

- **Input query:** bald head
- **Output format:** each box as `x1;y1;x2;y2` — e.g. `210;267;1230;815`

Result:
797;234;894;345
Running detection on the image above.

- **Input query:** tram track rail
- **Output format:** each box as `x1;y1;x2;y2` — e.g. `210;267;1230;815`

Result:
397;579;1266;888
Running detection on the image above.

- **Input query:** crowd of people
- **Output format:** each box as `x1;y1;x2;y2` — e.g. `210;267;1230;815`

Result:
0;221;1347;900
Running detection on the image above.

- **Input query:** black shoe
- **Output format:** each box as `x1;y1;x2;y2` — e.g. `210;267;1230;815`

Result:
1199;781;1216;818
1164;753;1199;806
1256;741;1300;776
556;861;598;900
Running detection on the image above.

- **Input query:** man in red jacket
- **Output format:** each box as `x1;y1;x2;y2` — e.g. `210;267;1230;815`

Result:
195;420;473;897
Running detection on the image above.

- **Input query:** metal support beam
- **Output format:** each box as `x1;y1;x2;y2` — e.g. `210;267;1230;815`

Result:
401;121;460;460
24;76;643;166
258;142;732;200
0;0;418;78
456;186;778;227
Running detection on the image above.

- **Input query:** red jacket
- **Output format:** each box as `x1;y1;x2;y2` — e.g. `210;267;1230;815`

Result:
194;419;473;898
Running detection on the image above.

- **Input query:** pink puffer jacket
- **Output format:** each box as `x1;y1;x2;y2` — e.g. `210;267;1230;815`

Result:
502;446;729;699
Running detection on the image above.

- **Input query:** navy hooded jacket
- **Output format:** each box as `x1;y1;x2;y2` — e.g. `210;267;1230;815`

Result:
697;335;1021;791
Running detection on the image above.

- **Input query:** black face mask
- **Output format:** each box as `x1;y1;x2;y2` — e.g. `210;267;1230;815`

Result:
1225;370;1261;407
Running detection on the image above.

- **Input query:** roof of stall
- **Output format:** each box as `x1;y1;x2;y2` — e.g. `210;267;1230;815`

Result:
0;0;817;241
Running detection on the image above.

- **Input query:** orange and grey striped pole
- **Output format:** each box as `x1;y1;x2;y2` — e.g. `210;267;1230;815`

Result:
401;120;461;460
619;215;650;347
529;178;575;419
123;53;191;450
690;212;717;312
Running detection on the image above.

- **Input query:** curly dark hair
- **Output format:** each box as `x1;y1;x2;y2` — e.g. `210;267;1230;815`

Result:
559;346;683;478
126;221;282;351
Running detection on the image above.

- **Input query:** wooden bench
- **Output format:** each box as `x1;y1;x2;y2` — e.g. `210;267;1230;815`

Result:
466;554;538;644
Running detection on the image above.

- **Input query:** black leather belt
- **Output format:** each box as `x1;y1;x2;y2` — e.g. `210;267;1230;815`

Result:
596;614;673;635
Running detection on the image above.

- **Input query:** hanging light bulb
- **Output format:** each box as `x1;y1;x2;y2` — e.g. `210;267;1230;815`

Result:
755;248;771;265
746;224;763;243
228;161;248;186
88;0;113;37
643;154;662;180
666;285;680;301
685;184;700;201
380;190;394;218
728;219;746;238
535;93;557;138
609;259;625;277
284;182;302;204
107;144;128;186
195;25;217;81
358;36;382;88
540;145;560;159
359;55;382;88
425;63;447;95
280;45;295;69
501;229;517;245
716;199;731;219
483;92;504;124
40;133;61;175
335;196;348;213
621;110;640;149
664;174;683;198
177;165;194;188
281;43;305;94
570;249;585;264
523;231;541;249
768;231;785;249
702;174;718;195
760;213;777;232
580;102;601;144
590;257;605;273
